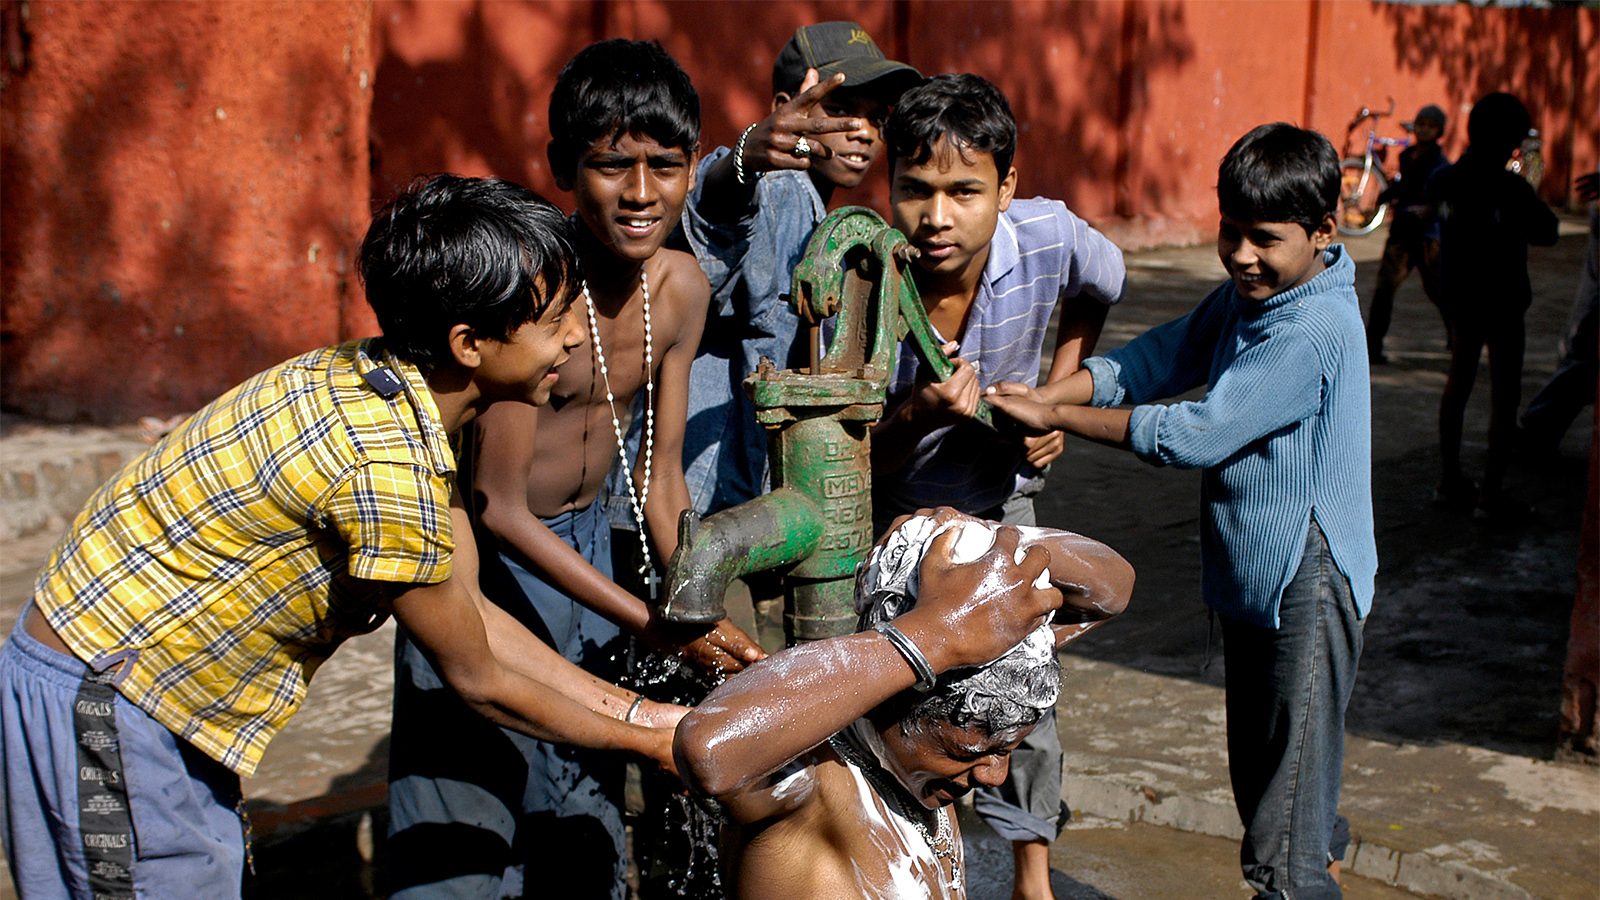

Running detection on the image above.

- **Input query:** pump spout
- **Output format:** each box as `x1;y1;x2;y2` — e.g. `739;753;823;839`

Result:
661;488;825;624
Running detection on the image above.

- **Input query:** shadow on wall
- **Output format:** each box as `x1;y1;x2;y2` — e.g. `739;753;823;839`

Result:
369;1;593;204
1;3;369;422
1377;3;1586;204
366;0;1201;234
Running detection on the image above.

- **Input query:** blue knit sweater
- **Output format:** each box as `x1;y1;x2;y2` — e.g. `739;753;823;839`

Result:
1083;246;1376;628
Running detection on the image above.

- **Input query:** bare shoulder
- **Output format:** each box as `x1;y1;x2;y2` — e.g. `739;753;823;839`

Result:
473;398;539;447
647;248;710;309
646;249;709;344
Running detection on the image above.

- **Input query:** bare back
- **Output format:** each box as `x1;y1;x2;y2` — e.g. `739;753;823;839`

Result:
724;746;965;900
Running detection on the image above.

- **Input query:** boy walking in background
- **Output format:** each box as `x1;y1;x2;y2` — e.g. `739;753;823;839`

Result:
1427;92;1559;518
1365;103;1450;363
0;174;689;900
386;41;762;900
989;122;1376;899
871;73;1125;899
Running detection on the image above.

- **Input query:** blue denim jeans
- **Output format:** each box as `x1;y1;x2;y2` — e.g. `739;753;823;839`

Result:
1220;519;1364;899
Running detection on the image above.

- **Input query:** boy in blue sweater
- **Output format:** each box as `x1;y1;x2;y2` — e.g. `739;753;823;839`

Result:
989;123;1376;899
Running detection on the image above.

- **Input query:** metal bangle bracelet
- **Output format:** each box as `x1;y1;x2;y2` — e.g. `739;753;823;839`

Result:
734;122;763;187
874;621;938;692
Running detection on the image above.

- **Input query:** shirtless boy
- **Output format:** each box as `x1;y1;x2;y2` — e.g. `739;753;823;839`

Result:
675;509;1134;900
385;41;762;899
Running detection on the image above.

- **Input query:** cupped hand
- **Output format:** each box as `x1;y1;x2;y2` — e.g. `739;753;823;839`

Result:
894;521;1064;671
643;616;767;681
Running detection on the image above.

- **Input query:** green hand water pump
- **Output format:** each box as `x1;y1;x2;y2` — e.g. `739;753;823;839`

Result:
659;206;993;643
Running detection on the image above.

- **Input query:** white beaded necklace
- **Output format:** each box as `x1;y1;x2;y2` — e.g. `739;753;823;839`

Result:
582;268;658;598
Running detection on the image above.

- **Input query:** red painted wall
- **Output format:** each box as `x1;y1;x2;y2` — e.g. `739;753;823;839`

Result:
1;0;371;422
3;1;1595;424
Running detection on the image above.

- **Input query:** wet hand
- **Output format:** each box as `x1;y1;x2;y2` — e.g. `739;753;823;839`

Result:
641;723;681;778
895;518;1064;671
644;617;766;680
742;70;861;175
634;698;690;730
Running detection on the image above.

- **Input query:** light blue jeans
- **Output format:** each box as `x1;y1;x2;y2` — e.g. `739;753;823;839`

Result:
1221;519;1364;899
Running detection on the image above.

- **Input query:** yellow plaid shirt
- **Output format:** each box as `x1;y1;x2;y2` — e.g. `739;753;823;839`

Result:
34;340;455;776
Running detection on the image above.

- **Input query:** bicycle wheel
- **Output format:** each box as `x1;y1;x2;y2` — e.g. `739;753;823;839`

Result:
1337;159;1388;236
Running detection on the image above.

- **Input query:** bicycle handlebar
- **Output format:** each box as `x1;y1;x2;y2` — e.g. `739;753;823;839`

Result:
1346;96;1398;133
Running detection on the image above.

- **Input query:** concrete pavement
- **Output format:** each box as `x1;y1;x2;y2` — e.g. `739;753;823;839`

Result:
1;219;1595;899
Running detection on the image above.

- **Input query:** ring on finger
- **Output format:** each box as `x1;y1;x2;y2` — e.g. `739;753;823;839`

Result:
791;136;812;159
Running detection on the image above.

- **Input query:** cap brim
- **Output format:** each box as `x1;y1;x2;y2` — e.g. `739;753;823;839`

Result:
817;58;923;97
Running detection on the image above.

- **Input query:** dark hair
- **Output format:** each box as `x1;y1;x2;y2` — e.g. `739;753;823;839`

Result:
884;73;1017;178
547;39;700;183
1466;92;1531;159
360;174;577;371
1217;123;1340;235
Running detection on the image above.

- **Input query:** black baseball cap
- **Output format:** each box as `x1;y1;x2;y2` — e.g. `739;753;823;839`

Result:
1403;104;1447;132
771;21;922;99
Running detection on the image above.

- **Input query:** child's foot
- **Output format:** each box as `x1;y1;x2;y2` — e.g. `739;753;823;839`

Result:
1432;475;1476;509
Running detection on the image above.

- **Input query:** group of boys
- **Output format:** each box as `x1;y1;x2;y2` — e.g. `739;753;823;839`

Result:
1;20;1383;900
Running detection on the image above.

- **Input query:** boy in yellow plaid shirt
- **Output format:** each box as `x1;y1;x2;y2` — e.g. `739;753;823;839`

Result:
0;175;687;899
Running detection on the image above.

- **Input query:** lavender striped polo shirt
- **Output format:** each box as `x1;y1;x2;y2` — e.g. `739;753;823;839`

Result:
877;197;1125;523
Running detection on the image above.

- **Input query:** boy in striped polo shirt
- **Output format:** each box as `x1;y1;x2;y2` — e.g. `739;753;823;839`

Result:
0;176;688;900
989;123;1376;899
871;73;1125;899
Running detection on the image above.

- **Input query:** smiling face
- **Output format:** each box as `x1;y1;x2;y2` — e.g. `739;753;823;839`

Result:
567;131;695;263
874;717;1029;810
890;137;1017;287
794;87;891;191
472;284;585;406
1216;213;1335;304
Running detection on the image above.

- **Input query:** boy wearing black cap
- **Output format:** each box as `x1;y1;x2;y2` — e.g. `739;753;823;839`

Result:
1366;103;1451;363
615;23;921;605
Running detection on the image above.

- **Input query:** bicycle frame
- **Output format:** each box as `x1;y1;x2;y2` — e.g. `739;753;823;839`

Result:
1338;98;1412;236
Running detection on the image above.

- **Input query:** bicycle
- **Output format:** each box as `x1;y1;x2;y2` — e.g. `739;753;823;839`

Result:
1337;98;1411;236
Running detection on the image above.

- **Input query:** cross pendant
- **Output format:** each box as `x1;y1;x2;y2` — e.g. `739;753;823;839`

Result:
642;565;661;603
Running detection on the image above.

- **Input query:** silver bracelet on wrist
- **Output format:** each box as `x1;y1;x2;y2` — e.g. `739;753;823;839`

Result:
734;122;763;187
874;621;938;692
624;694;646;724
